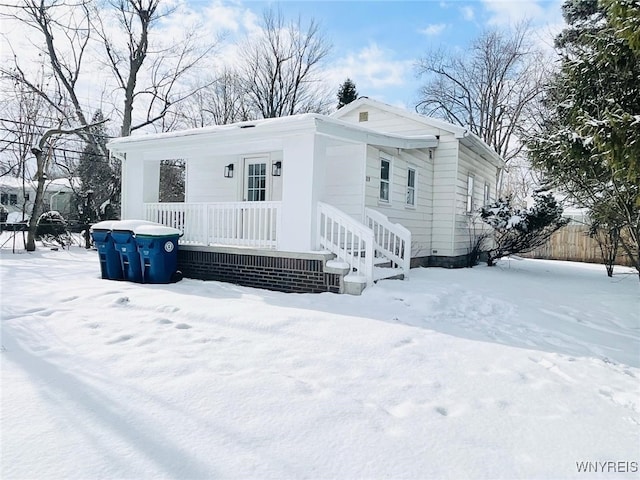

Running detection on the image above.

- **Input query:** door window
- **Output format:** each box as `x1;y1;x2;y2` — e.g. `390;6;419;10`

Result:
246;162;267;201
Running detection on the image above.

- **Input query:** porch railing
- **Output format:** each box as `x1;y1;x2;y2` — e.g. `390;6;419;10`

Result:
317;201;374;284
364;207;411;277
144;201;281;249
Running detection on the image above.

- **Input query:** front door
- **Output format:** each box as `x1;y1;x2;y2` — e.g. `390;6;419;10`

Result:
244;157;268;202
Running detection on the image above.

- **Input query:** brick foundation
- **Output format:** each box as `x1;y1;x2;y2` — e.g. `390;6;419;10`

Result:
177;245;341;294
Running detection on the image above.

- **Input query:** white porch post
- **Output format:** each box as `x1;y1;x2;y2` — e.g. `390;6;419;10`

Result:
121;154;161;220
279;133;326;251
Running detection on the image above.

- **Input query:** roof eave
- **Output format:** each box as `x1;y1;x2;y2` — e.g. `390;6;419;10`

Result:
460;133;505;168
315;117;438;149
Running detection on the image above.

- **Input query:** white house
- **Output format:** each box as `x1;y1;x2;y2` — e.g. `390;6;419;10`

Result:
0;176;75;222
107;98;504;294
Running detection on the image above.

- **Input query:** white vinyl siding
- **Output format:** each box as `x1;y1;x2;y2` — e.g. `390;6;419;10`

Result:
452;142;500;256
429;135;459;257
364;146;433;257
321;143;366;219
186;152;283;203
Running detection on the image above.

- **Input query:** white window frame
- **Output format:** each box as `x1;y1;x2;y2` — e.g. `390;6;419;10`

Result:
406;167;416;207
466;174;474;214
379;156;391;203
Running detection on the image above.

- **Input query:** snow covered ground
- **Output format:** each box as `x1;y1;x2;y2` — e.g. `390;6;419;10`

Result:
1;244;638;479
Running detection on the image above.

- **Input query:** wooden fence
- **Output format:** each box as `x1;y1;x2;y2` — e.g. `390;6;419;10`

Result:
520;224;634;266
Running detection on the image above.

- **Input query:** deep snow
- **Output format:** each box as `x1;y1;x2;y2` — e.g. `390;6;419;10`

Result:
1;245;638;479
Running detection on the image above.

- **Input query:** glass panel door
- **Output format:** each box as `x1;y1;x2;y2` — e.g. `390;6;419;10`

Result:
245;161;267;201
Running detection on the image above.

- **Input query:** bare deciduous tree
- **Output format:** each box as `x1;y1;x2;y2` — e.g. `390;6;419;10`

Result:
93;0;217;136
1;0;103;156
239;8;332;118
174;69;252;128
415;23;549;166
1;0;219;233
27;117;107;251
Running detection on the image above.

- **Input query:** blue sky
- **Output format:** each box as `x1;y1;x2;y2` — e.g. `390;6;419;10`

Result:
215;0;566;108
0;0;566;121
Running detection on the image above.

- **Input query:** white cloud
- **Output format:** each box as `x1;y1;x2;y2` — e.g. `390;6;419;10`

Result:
323;43;413;91
481;0;563;27
460;6;475;21
419;23;447;37
480;0;566;52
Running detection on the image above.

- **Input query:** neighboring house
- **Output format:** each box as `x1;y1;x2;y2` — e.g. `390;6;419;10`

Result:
0;176;75;222
107;98;504;294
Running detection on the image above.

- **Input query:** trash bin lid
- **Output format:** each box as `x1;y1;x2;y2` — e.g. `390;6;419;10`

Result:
90;220;117;232
134;224;182;237
111;219;159;232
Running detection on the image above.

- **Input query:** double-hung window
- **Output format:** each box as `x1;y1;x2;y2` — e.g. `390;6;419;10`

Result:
466;174;474;214
380;158;390;202
406;168;416;206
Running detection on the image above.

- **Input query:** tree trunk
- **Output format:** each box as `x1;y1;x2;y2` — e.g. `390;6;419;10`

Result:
26;151;47;252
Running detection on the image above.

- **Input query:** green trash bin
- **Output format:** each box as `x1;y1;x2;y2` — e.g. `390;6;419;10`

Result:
134;224;182;284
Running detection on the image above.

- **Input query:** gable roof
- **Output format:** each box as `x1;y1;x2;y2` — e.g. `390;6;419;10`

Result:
332;97;504;168
332;97;468;137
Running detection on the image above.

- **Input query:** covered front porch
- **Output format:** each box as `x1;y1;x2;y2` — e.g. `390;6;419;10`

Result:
108;114;431;292
142;199;411;289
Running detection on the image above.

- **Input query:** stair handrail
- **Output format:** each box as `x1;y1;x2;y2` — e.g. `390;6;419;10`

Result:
364;207;411;278
317;202;374;285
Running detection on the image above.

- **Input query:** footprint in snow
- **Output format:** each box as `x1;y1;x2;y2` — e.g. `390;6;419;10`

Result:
106;334;133;344
435;406;448;416
114;297;130;306
157;305;180;313
155;318;173;325
175;323;192;330
23;307;47;315
393;338;415;348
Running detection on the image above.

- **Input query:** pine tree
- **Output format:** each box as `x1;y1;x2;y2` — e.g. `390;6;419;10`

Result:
337;78;358;109
76;111;113;221
526;0;640;277
480;193;569;266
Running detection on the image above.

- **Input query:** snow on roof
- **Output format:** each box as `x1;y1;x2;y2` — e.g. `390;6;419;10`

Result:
107;113;439;153
0;176;77;191
107;114;323;148
332;97;504;168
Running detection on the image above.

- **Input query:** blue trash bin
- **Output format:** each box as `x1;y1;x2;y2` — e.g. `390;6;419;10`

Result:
134;224;182;284
110;220;159;283
90;221;123;280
